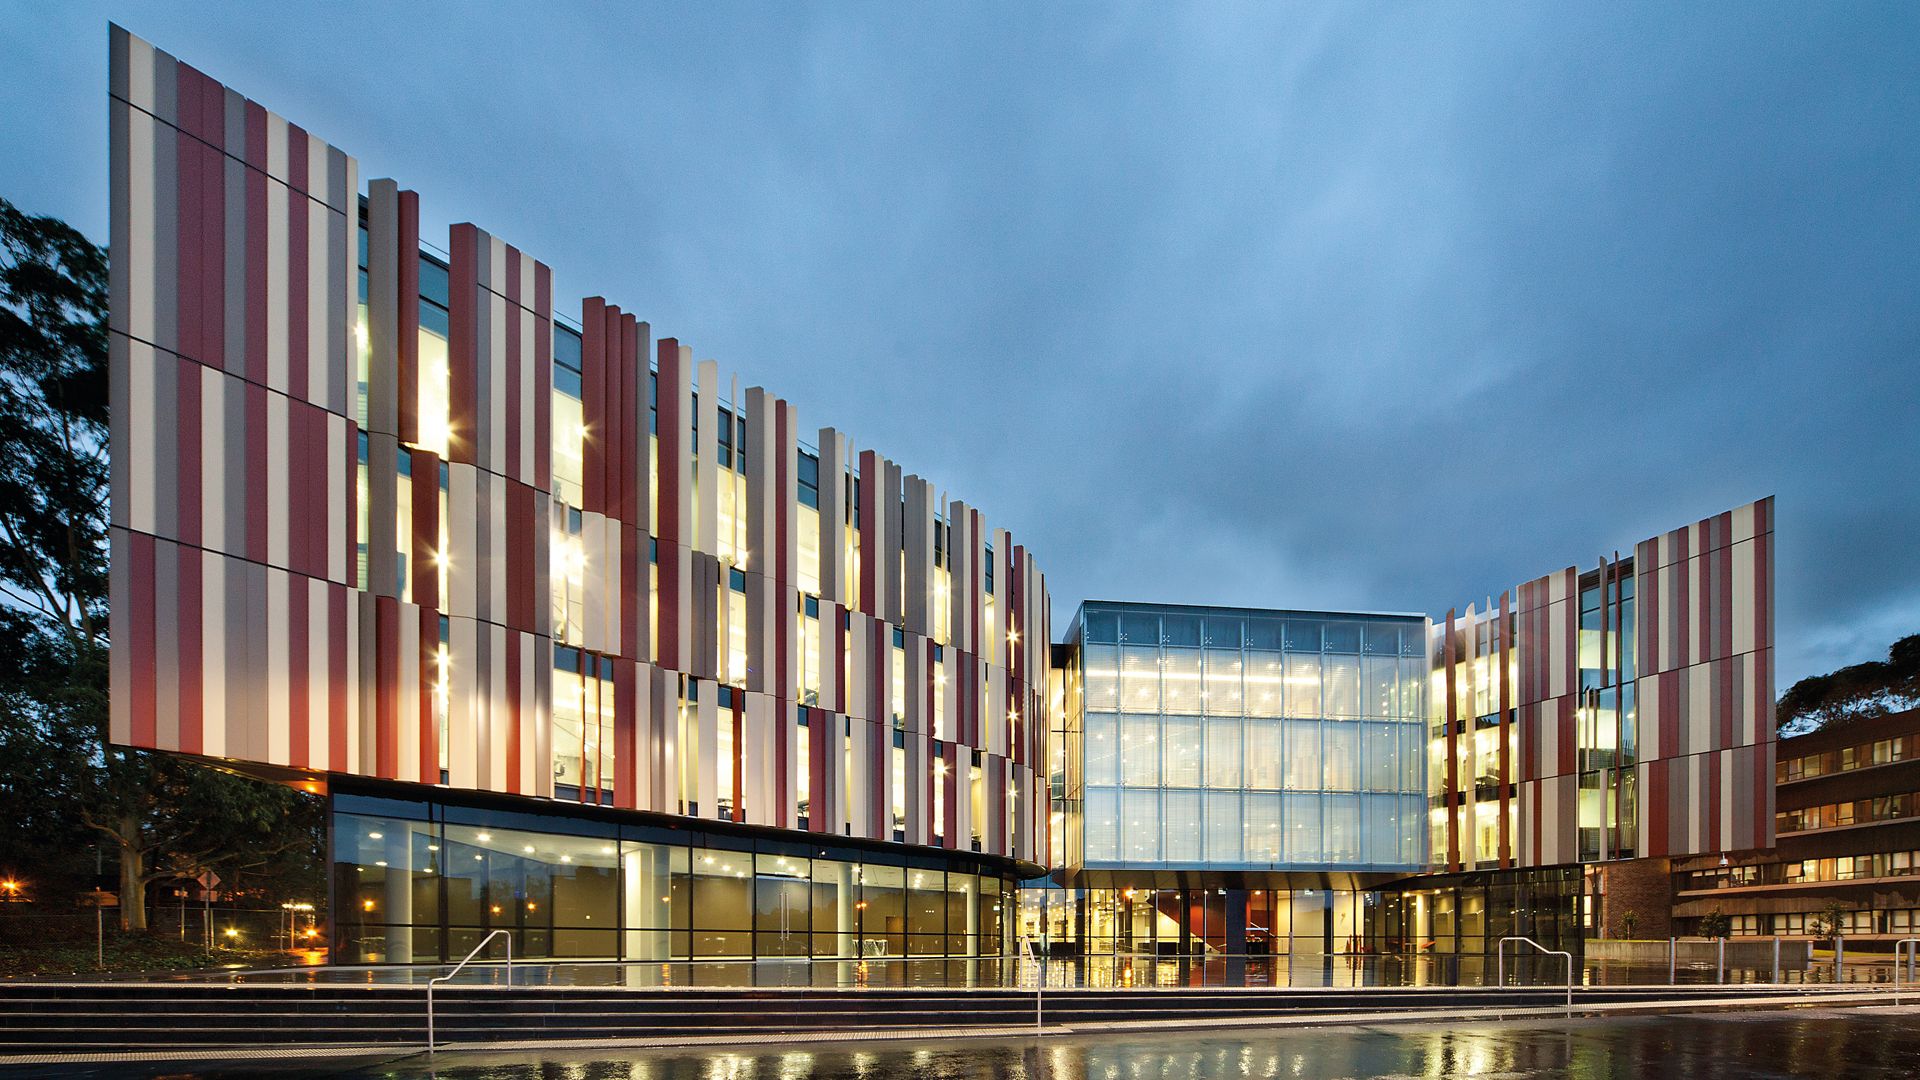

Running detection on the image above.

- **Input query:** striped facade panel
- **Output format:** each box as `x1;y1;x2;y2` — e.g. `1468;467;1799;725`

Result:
109;26;360;770
1436;498;1776;873
109;26;1050;911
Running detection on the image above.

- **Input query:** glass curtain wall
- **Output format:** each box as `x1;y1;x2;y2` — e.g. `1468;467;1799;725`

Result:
333;794;1014;964
1074;604;1429;874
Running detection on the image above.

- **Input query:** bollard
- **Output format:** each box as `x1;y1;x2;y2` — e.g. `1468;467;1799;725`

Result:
1773;937;1780;984
1835;937;1844;981
1716;937;1724;984
1669;937;1676;985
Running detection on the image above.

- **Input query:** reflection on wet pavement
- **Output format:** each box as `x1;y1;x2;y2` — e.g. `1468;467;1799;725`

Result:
20;1006;1919;1080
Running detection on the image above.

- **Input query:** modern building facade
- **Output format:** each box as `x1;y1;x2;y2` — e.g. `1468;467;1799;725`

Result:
104;25;1781;967
1673;707;1920;941
106;26;1051;963
1393;496;1778;953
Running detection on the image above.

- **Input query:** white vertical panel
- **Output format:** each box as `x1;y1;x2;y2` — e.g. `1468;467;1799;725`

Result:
124;344;157;534
265;569;290;765
398;603;421;783
308;576;329;771
695;687;718;818
266;392;289;568
201;551;228;758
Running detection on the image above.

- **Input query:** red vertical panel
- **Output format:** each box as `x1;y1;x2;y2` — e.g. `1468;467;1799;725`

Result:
504;247;522;485
613;660;636;810
608;308;626;525
775;404;790;698
128;536;157;750
287;573;309;769
620;526;641;661
396;191;420;445
284;403;307;578
175;356;202;548
655;338;682;543
447;226;478;466
731;698;745;823
419;607;438;784
286;126;309;402
655;339;682;669
244;103;268;382
244;381;268;562
504;633;522;795
410;450;439;609
1673;527;1691;671
1706;746;1722;853
969;511;981;655
533;264;552;492
175;108;200;365
505;482;533;632
580;297;605;515
808;706;826;834
941;741;958;851
328;585;349;769
857;449;878;615
374;595;399;779
1640;543;1659;677
176;546;204;756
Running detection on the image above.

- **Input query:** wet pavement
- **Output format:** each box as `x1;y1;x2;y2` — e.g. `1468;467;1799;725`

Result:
13;1006;1920;1079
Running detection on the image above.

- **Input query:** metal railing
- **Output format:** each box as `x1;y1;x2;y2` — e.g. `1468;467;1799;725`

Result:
1894;938;1920;1006
427;929;512;1051
1496;935;1574;1009
1021;937;1045;1031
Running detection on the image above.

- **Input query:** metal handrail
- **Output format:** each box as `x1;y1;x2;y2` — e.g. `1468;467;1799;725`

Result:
1895;937;1920;1006
1496;935;1574;1009
427;929;512;1051
1021;936;1045;1032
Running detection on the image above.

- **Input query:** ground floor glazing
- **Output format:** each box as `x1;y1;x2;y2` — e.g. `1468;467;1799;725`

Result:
330;789;1018;964
1016;867;1583;957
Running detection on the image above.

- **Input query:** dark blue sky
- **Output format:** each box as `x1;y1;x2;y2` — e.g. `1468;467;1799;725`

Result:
4;4;1915;687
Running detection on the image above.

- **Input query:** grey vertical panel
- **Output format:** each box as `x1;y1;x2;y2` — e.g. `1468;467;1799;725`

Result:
108;528;132;744
149;350;178;542
223;154;247;382
365;180;398;436
109;94;130;343
366;431;398;598
245;561;270;765
903;477;931;637
151;72;177;359
224;551;249;762
473;231;494;474
152;539;179;751
815;427;845;605
327;203;349;416
883;461;903;624
533;490;551;648
223;375;248;555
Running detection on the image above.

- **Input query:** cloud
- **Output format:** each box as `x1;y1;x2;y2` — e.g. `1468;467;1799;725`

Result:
1;2;1914;685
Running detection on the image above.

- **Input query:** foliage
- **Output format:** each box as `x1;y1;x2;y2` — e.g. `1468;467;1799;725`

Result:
1809;900;1849;941
1697;909;1730;940
0;197;322;934
1778;634;1920;735
1620;909;1639;938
